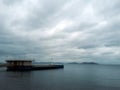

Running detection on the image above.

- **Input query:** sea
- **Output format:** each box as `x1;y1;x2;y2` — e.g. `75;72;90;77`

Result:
0;64;120;90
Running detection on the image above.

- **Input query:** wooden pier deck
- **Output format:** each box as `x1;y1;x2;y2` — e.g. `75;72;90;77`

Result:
32;64;64;70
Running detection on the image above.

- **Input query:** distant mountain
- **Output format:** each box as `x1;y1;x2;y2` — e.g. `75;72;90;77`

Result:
67;62;99;65
81;62;99;65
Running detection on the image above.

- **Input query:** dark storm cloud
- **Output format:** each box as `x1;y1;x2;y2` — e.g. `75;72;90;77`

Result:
0;0;120;64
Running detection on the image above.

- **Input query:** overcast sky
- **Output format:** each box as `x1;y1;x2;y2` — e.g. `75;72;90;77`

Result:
0;0;120;64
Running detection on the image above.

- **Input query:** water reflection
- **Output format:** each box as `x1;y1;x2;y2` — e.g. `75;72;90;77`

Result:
5;71;32;78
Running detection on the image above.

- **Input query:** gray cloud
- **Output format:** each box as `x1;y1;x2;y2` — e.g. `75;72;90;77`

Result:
0;0;120;64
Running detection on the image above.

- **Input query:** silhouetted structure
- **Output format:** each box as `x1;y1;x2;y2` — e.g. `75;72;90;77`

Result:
6;60;64;71
6;60;32;66
6;60;33;71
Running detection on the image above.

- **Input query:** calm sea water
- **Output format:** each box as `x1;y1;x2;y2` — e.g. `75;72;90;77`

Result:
0;64;120;90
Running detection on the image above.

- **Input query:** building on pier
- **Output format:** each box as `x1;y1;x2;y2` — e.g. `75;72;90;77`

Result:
6;60;32;66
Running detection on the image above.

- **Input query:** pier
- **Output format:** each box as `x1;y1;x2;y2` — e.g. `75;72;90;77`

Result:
0;60;64;71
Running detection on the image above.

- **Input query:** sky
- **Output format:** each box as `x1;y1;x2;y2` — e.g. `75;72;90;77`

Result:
0;0;120;64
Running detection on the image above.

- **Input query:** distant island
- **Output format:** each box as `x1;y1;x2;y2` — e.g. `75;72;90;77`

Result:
81;62;99;65
68;62;99;65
